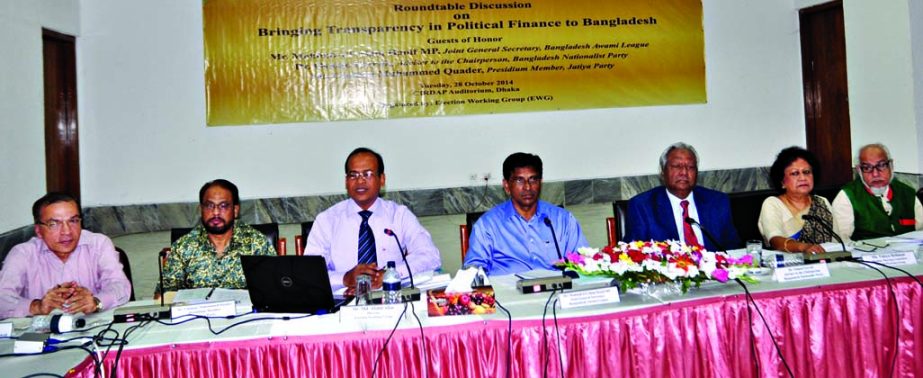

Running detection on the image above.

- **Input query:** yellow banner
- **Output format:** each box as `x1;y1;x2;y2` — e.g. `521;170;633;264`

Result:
204;0;705;126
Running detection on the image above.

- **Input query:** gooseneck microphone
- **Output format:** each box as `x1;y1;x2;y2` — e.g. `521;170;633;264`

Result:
801;214;848;253
158;249;167;307
543;216;579;279
684;217;726;252
383;228;414;287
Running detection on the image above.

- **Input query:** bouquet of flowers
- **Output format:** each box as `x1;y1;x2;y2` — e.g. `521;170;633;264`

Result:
554;240;758;293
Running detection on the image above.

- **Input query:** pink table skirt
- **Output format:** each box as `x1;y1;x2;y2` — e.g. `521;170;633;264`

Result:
70;277;922;378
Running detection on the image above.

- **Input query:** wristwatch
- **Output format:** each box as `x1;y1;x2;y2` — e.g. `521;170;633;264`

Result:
94;297;102;312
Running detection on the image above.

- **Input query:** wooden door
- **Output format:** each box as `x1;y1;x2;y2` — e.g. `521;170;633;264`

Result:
800;1;852;189
42;29;80;200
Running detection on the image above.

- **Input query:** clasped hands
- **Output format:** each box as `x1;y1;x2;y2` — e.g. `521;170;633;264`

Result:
342;263;384;296
31;281;97;315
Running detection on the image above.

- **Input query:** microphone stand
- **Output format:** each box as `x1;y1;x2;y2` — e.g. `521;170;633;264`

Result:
543;216;579;279
800;215;853;263
684;217;726;252
384;229;414;287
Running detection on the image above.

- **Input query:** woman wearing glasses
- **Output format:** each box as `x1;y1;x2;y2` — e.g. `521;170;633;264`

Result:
758;147;839;254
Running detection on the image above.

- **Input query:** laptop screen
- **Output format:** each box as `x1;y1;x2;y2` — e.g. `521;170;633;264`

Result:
241;255;338;314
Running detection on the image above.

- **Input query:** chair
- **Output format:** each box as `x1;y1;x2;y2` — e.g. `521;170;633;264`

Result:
459;211;485;261
115;246;135;301
294;221;314;256
606;200;629;245
917;188;923;205
728;189;775;245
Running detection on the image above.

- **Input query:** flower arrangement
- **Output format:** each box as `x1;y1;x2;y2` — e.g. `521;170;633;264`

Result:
555;240;757;293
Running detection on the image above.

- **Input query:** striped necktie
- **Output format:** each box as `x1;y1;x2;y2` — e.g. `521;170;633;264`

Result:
357;210;377;265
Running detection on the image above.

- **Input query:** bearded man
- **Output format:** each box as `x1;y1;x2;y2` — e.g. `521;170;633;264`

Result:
161;179;276;291
832;143;923;241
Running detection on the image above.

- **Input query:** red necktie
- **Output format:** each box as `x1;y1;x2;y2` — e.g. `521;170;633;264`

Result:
681;200;700;247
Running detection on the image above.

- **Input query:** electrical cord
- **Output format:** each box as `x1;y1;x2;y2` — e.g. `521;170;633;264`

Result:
851;260;900;378
734;278;794;378
372;302;410;378
541;288;558;378
494;298;513;378
857;260;923;288
552;298;564;378
407;301;429;378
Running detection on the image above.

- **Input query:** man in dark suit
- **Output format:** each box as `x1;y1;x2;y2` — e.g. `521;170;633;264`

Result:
624;143;741;251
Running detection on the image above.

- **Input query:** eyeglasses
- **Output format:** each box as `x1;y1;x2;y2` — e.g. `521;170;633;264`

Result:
202;202;233;212
858;160;892;173
787;169;813;177
346;170;377;181
37;217;81;231
509;177;541;186
668;164;697;172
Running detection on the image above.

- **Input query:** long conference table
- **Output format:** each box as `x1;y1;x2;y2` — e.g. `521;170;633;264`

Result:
5;247;923;377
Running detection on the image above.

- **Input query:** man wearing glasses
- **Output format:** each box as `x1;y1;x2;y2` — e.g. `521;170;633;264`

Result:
161;179;276;292
624;142;740;251
463;152;589;275
305;148;441;291
832;143;923;241
0;193;131;318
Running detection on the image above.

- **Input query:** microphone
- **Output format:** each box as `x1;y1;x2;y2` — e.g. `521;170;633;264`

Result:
801;215;848;254
543;216;579;279
383;228;414;287
684;217;726;252
158;249;167;307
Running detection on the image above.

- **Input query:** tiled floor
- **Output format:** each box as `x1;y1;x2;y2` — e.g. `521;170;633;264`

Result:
113;203;613;299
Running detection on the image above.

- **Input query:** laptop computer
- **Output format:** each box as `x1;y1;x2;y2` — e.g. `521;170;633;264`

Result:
241;255;340;314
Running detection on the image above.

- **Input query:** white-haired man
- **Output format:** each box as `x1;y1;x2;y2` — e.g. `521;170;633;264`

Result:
832;143;923;241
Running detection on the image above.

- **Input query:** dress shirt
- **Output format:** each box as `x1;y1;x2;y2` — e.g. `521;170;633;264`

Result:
463;200;589;276
162;222;276;292
666;191;704;246
305;198;442;290
0;231;131;319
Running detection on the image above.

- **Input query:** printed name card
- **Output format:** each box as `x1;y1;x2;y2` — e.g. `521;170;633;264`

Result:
773;263;831;282
0;322;11;338
557;287;621;309
860;252;918;267
339;303;406;323
171;300;237;319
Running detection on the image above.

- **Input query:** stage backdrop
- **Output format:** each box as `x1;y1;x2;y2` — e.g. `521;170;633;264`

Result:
204;0;705;126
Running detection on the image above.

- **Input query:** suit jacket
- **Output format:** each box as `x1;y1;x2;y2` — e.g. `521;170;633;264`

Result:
624;186;741;250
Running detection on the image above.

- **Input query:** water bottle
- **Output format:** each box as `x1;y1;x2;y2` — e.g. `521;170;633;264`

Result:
382;261;402;304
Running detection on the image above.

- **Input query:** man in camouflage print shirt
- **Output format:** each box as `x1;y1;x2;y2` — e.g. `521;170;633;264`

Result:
161;179;276;292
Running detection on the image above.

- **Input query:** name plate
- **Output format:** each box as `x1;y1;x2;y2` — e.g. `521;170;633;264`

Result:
0;322;11;338
773;263;831;282
557;287;621;309
860;251;918;267
171;300;237;319
339;303;406;323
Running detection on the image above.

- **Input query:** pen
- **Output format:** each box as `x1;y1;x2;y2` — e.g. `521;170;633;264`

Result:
205;287;216;300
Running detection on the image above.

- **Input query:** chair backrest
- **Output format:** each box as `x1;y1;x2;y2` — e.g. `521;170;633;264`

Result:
171;223;280;251
459;211;486;261
115;246;135;301
295;221;314;256
608;201;629;245
728;189;775;245
917;188;923;205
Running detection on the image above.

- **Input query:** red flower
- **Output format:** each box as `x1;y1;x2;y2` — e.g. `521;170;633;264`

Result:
628;250;645;263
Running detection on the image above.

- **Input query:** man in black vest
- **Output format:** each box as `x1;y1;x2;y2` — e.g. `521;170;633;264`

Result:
832;143;923;241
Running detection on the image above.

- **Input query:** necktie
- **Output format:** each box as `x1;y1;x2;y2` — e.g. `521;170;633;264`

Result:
681;200;701;247
357;210;377;265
